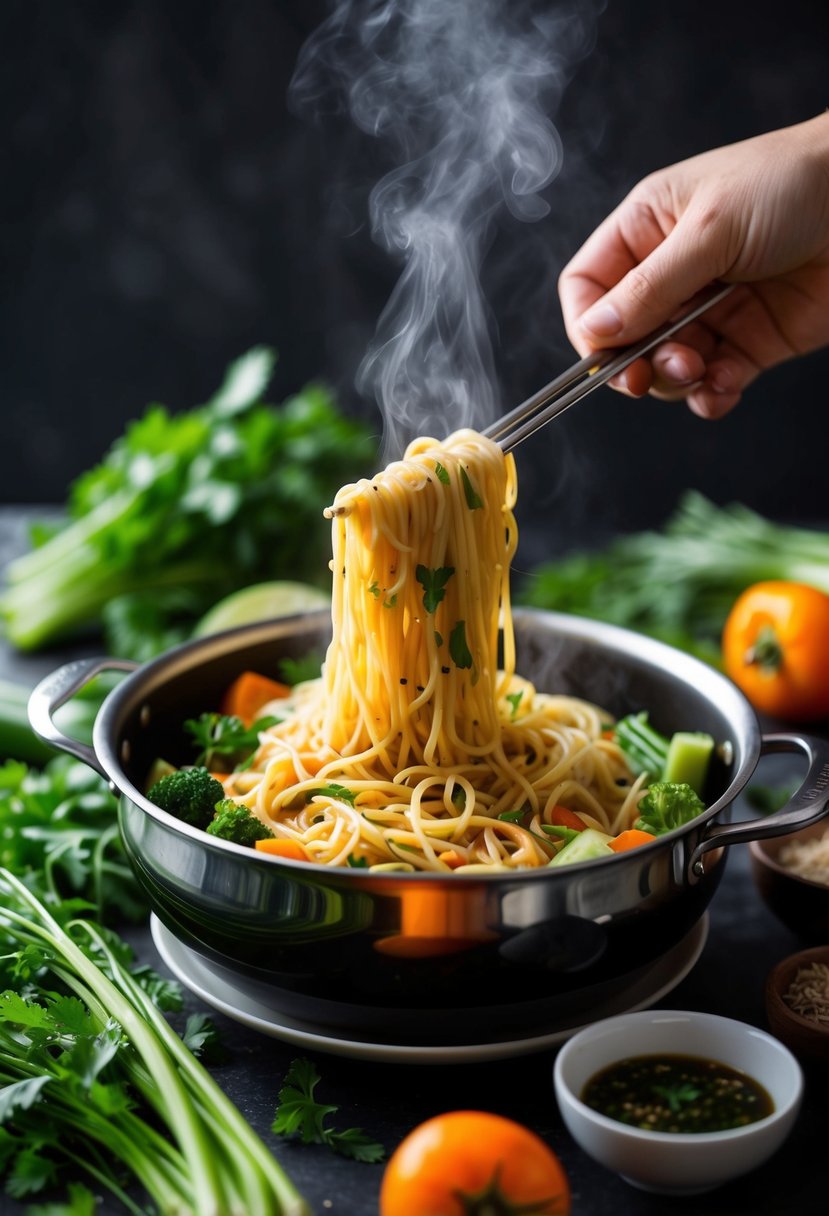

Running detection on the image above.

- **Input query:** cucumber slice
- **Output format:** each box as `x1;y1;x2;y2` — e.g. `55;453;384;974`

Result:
663;732;714;795
549;827;614;867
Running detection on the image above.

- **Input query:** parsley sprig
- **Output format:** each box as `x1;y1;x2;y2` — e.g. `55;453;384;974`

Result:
185;711;279;771
415;565;455;614
273;1057;385;1163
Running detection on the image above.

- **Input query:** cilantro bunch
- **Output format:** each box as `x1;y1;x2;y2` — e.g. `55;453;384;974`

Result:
0;869;309;1215
1;349;375;658
0;754;146;921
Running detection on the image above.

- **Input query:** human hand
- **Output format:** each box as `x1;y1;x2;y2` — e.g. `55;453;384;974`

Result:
558;113;829;417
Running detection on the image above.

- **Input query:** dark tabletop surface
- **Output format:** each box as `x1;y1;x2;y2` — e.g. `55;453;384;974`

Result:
1;505;826;1216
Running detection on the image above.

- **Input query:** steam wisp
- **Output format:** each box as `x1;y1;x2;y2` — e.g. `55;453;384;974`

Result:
291;0;602;457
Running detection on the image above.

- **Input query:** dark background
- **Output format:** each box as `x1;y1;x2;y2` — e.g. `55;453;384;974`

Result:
4;0;829;568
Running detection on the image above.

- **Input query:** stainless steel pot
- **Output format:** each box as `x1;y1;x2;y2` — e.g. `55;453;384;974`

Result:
30;609;829;1043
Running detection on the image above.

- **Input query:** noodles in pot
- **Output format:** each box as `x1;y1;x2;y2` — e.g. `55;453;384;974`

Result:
224;429;645;871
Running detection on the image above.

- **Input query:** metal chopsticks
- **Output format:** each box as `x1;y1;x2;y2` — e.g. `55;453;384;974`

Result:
484;281;735;452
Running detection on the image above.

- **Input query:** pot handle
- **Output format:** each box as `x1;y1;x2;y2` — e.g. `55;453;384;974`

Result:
690;731;829;876
28;657;138;778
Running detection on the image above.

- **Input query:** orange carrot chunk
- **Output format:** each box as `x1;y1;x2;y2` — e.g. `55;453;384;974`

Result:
254;838;309;861
609;829;657;853
221;671;291;726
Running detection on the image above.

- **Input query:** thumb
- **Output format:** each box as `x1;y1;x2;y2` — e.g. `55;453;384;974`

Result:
578;214;730;346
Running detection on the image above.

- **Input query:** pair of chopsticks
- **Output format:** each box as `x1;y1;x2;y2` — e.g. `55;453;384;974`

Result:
485;281;735;452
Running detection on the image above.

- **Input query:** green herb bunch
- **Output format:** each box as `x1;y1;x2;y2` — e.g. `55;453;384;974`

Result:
0;754;308;1214
1;349;376;659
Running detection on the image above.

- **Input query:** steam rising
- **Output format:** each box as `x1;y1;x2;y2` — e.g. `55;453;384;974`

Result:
291;0;601;458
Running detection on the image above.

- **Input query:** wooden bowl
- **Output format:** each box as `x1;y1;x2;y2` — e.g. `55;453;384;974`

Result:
765;945;829;1072
749;820;829;942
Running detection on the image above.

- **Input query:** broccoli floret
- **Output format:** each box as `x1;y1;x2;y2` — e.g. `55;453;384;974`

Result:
634;782;705;836
206;799;275;847
148;766;225;830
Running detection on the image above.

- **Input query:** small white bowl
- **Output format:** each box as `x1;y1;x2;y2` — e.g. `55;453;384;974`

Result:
553;1009;802;1195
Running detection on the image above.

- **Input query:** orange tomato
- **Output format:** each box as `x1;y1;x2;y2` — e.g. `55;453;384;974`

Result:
722;580;829;721
379;1110;570;1216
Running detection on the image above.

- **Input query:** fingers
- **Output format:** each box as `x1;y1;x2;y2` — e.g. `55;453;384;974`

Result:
560;192;735;357
685;356;756;419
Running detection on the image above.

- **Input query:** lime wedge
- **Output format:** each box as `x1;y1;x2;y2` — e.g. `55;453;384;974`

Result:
193;581;330;637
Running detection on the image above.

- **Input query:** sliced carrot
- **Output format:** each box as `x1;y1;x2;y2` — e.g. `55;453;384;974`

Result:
220;671;291;726
548;805;587;832
609;829;657;853
439;850;466;869
255;838;309;861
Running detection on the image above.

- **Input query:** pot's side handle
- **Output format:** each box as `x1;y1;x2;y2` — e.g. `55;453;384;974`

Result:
690;732;829;876
28;658;138;777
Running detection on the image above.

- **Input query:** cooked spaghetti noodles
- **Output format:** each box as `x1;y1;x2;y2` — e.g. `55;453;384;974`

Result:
224;429;645;871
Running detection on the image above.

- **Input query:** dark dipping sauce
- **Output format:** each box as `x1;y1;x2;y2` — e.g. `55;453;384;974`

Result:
582;1054;774;1133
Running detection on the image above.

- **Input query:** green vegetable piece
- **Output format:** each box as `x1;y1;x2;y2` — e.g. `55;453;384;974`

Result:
273;1056;385;1163
147;766;225;830
460;466;483;509
614;711;669;782
185;712;278;771
206;800;275;846
144;757;177;792
434;461;450;485
549;827;614;867
634;781;706;836
449;620;473;669
662;731;714;795
306;783;356;806
415;565;455;614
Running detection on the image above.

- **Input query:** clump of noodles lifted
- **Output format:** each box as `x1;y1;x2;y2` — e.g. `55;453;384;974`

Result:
228;430;646;871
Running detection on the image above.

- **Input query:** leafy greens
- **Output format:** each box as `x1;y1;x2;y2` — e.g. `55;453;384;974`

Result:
520;491;829;664
1;348;376;658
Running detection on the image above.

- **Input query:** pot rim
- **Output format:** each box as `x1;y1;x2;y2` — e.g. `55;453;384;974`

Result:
89;607;762;881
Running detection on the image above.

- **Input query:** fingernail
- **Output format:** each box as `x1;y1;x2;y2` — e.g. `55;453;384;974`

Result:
711;368;734;394
662;355;693;384
581;302;622;337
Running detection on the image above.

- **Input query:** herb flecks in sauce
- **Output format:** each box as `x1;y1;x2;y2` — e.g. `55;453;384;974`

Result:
582;1054;774;1133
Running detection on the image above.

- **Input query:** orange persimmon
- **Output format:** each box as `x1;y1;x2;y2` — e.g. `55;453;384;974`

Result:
722;581;829;721
380;1110;570;1216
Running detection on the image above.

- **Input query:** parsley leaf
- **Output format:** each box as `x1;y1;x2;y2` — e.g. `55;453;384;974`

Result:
506;691;523;719
273;1057;385;1163
460;466;483;509
449;620;473;669
415;565;455;614
184;712;279;770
